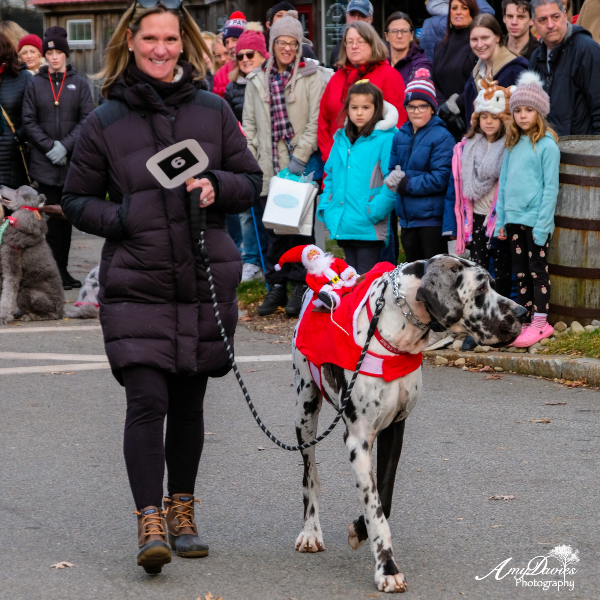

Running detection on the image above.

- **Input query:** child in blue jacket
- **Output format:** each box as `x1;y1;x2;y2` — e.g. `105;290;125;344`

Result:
317;80;398;274
384;71;455;262
494;72;560;348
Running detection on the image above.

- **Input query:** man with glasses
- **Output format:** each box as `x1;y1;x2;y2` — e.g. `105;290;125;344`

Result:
329;0;373;69
529;0;600;135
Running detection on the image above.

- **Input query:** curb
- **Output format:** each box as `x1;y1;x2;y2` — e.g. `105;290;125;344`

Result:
423;349;600;386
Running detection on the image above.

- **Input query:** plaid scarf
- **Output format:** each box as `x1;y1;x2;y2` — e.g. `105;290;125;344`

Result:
269;62;295;173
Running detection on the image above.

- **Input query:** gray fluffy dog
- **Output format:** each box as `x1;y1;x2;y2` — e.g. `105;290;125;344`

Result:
0;185;98;324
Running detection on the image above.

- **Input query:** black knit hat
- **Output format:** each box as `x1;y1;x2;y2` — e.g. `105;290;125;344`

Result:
43;26;69;57
271;0;295;15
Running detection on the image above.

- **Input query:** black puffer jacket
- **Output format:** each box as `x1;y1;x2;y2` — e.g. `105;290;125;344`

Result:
62;62;262;380
22;65;94;186
224;77;247;122
0;65;32;187
530;25;600;137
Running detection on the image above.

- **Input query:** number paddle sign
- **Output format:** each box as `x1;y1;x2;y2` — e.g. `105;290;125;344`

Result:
145;139;209;189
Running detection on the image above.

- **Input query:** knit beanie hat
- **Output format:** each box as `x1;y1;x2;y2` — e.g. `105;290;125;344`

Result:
222;11;247;41
235;28;269;59
18;34;42;55
404;68;437;112
43;26;69;57
270;0;296;16
263;11;303;102
509;70;550;117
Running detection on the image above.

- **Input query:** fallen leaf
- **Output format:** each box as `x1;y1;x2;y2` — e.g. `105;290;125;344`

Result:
530;418;551;423
442;458;449;461
50;561;73;569
258;446;265;451
491;524;502;528
545;402;566;405
50;371;76;375
271;339;286;344
484;374;503;380
204;432;215;435
489;495;515;501
238;315;251;322
479;365;494;372
367;595;380;598
244;369;258;373
565;378;587;387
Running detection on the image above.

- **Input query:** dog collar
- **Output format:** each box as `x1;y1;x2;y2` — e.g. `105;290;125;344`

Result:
20;206;42;220
386;265;431;332
366;299;406;354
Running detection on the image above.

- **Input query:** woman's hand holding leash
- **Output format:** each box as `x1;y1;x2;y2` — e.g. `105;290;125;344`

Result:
186;178;215;207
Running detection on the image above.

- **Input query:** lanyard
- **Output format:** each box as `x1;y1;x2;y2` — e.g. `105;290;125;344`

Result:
49;70;67;106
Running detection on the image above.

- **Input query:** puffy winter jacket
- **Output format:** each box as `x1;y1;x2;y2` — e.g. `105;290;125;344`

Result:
529;24;600;136
393;44;432;85
213;60;236;98
493;132;560;245
243;58;330;196
388;115;455;229
462;49;528;124
0;65;32;188
317;102;398;242
224;76;247;122
61;62;262;379
22;65;94;187
318;61;407;163
420;0;495;62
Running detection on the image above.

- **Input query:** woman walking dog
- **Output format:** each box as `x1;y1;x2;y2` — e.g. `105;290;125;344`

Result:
61;0;262;574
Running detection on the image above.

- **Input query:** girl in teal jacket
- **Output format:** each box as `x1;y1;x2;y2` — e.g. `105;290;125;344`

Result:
493;71;560;348
317;80;398;274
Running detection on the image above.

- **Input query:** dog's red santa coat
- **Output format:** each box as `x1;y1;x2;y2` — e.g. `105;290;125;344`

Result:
296;262;422;392
275;244;357;309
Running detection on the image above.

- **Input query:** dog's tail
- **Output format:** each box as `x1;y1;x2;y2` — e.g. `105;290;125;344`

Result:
63;302;99;320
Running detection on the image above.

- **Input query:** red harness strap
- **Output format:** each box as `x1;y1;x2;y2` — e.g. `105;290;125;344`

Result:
366;298;405;355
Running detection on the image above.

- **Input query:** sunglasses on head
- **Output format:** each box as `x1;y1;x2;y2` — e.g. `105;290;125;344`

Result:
236;51;255;61
130;0;182;13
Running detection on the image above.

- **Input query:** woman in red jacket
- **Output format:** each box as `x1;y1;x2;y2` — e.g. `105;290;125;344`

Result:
318;21;407;162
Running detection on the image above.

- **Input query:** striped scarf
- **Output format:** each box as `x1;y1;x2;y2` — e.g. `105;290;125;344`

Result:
269;62;295;173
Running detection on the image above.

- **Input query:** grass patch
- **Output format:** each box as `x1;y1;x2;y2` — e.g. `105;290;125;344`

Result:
545;329;600;359
237;279;267;308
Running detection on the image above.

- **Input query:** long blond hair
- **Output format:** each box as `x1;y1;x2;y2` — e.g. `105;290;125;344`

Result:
505;110;558;150
0;21;28;52
94;3;210;98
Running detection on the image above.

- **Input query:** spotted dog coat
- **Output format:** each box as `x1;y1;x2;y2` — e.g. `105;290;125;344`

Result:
291;255;526;593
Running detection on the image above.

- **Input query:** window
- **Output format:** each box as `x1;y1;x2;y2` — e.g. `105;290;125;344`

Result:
66;19;94;49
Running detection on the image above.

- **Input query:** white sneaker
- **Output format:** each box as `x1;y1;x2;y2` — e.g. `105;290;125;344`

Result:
241;263;263;282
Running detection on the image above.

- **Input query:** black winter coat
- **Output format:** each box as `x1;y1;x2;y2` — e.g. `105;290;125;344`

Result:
432;27;477;105
22;65;94;187
224;77;247;122
530;25;600;137
62;62;262;380
0;65;32;188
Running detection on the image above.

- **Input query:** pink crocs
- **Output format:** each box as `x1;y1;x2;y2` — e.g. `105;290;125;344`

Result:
511;322;554;348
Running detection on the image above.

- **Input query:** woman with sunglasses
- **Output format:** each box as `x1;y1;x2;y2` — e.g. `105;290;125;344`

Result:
61;0;262;574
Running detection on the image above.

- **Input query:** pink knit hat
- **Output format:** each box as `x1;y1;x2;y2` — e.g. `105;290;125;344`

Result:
17;34;42;55
235;29;269;59
509;71;550;118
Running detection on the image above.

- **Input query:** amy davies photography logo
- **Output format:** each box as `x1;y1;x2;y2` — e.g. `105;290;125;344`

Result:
476;545;580;591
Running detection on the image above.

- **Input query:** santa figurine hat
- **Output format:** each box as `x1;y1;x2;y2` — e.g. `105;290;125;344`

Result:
274;245;331;274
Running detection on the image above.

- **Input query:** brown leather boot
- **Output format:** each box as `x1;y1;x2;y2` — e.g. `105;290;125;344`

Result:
164;493;209;558
134;506;171;573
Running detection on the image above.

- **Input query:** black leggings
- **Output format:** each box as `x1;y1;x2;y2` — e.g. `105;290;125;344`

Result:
342;244;382;274
400;226;447;263
122;366;208;510
470;214;512;298
507;224;550;315
39;182;72;272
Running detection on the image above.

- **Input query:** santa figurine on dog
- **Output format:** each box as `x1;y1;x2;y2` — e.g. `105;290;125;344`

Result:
275;244;357;310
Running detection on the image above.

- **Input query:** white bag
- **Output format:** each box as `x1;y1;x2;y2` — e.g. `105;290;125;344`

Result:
263;174;318;235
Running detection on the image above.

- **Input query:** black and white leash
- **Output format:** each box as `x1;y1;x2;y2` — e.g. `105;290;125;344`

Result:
192;195;388;451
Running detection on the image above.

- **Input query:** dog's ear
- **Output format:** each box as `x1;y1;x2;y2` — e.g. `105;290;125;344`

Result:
416;258;465;327
37;194;47;207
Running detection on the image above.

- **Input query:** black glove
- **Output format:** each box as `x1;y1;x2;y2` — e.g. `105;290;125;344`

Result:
438;93;466;138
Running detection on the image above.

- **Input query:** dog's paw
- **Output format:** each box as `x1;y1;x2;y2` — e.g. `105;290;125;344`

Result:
347;522;366;550
295;530;325;553
376;573;408;593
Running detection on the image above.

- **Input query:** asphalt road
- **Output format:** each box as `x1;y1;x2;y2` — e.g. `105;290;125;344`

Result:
0;233;598;600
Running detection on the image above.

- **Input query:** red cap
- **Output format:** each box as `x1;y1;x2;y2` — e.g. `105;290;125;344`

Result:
18;34;43;55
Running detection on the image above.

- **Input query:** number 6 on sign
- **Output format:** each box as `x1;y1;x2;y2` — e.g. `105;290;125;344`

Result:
145;139;209;189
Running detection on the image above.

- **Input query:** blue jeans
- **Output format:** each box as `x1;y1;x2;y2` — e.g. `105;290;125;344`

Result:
240;200;268;269
226;213;243;256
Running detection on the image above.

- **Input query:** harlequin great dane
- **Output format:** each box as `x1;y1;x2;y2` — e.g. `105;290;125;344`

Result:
291;255;527;593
